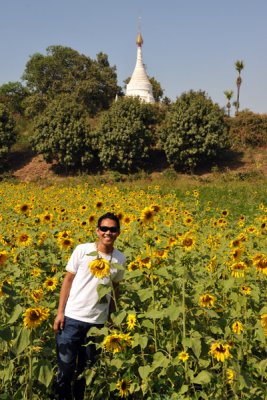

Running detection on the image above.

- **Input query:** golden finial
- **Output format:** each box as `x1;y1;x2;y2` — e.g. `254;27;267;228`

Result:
136;16;143;46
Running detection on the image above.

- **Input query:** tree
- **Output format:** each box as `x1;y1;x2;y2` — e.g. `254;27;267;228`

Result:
31;96;96;169
96;97;157;172
234;60;244;115
0;81;29;114
160;90;229;171
22;46;120;116
0;103;17;164
224;90;234;117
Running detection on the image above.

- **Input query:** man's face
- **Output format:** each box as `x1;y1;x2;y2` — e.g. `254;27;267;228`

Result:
96;218;120;247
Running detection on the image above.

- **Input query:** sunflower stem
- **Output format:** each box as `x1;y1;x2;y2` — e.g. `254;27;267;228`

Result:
111;281;118;313
28;330;33;400
151;272;158;352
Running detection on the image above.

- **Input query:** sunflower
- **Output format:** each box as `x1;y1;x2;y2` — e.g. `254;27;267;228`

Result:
0;250;8;266
79;205;88;213
140;207;154;224
231;247;244;261
31;288;44;303
43;276;58;291
37;231;47;246
181;234;196;251
178;351;189;362
232;321;244;335
168;237;177;247
183;215;193;225
226;368;235;385
23;306;50;329
139;256;152;270
95;201;103;209
127;260;139;272
127;314;137;330
230;261;248;278
88;214;96;224
90;258;110;278
240;285;252;295
30;268;42;277
209;342;232;362
57;236;74;250
252;254;267;275
17;233;32;247
116;378;131;398
14;203;33;216
122;215;132;225
260;314;267;336
40;212;53;223
199;294;216;308
151;204;161;213
206;256;217;272
103;332;132;353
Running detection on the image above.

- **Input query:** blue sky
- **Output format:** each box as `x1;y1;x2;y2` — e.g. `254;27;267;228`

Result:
1;0;267;114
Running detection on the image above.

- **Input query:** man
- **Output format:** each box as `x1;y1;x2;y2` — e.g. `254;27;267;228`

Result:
53;212;126;400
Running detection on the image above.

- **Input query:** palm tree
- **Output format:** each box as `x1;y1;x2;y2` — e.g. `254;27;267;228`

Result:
235;60;244;115
224;90;234;116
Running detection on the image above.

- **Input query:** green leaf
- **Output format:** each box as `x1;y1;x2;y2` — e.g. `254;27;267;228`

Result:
132;333;148;349
138;288;153;302
8;304;24;324
97;283;110;302
145;309;164;319
192;370;212;384
111;262;124;271
165;305;183;321
12;328;31;355
141;319;154;330
37;361;53;387
138;365;151;379
152;352;170;369
191;337;202;359
86;251;98;256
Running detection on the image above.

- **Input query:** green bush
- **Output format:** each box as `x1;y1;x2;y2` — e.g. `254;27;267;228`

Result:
96;97;157;172
31;96;95;169
226;110;267;148
160;90;229;170
0;103;16;164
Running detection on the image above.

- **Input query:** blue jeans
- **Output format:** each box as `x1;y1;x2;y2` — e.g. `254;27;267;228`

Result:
55;316;103;400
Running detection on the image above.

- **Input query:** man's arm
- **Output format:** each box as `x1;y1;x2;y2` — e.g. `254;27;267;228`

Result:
53;272;75;333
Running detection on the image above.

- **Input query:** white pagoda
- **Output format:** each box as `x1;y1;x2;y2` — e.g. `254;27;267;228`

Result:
125;33;155;103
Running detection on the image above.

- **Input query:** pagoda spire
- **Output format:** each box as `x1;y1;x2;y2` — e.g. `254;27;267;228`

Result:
125;31;155;103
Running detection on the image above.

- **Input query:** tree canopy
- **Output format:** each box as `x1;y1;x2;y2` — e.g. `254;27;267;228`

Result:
22;46;120;116
96;97;158;172
160;90;229;170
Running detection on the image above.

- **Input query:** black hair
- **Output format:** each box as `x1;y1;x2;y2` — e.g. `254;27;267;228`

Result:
97;212;120;231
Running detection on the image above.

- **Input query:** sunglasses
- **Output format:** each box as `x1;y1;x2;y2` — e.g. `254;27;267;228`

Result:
98;226;119;233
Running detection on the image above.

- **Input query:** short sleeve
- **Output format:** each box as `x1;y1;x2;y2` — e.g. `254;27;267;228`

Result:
66;245;82;274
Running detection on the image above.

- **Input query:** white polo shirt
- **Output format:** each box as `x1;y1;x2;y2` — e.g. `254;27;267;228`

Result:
64;242;126;324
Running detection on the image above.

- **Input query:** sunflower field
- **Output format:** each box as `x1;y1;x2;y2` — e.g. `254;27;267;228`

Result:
0;182;266;399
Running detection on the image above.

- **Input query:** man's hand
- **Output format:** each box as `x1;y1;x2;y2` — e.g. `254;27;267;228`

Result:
54;312;65;333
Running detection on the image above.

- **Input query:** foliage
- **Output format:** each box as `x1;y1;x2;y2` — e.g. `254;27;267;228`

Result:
226;110;267;148
0;104;17;164
0;183;266;399
96;97;158;172
160;90;229;171
22;46;120;117
31;96;96;169
0;81;29;115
